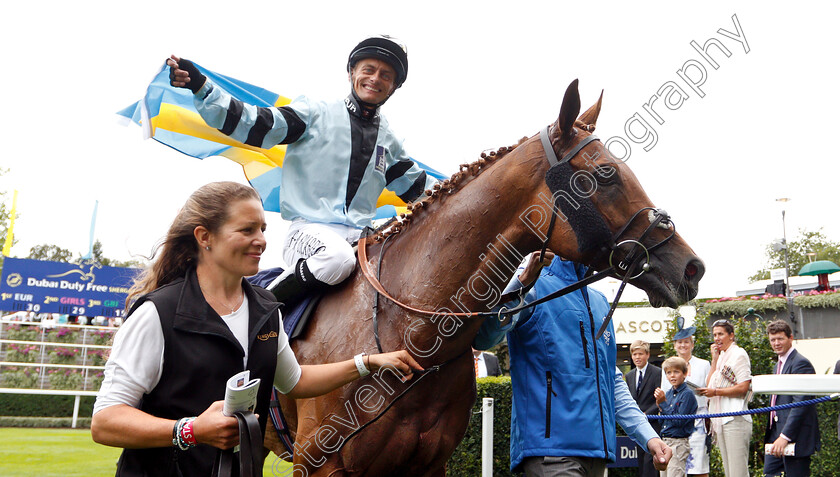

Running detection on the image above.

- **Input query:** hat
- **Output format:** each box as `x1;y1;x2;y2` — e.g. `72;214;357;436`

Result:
348;35;408;88
672;316;696;341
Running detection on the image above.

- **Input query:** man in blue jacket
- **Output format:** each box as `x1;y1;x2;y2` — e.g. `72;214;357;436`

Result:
167;36;437;303
475;251;671;476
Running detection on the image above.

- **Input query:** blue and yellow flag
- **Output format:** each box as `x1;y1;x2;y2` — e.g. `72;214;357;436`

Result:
119;61;446;219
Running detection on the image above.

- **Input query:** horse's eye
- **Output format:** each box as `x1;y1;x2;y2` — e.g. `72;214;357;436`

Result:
594;165;617;184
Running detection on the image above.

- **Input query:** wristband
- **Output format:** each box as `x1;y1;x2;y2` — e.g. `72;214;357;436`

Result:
172;417;197;450
181;417;197;446
354;353;370;377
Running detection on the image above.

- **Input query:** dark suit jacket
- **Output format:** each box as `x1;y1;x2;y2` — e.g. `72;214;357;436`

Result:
482;352;502;377
625;364;661;432
765;349;820;457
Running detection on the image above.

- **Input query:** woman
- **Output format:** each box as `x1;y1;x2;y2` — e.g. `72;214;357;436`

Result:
91;182;421;476
697;319;752;477
658;320;711;477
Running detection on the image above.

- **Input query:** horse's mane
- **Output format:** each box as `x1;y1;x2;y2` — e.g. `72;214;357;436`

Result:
368;120;596;243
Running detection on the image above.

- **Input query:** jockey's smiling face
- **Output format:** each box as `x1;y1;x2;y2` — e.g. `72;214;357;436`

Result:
350;58;397;105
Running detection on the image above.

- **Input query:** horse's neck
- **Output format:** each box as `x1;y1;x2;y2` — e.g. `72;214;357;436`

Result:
378;172;543;349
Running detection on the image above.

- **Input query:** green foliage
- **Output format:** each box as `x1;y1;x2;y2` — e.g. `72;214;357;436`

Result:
1;366;41;388
447;376;513;476
79;240;143;268
4;343;39;362
0;168;18;269
47;327;79;343
0;416;92;428
794;291;840;309
4;323;41;341
27;243;74;262
750;228;840;282
812;397;840;477
702;297;789;316
48;368;84;390
0;393;95;417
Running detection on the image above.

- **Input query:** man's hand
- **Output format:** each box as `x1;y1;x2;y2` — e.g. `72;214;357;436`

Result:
167;55;206;94
517;251;555;288
647;437;672;471
770;435;790;457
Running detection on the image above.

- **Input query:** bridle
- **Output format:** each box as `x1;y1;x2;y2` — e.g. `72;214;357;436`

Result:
356;124;677;343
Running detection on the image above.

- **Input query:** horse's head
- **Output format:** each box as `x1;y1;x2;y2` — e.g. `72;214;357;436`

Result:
520;80;704;307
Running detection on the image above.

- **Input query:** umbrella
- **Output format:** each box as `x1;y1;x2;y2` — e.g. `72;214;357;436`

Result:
798;260;840;276
798;260;839;292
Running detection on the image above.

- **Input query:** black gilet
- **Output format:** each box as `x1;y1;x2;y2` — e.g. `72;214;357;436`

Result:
114;269;280;477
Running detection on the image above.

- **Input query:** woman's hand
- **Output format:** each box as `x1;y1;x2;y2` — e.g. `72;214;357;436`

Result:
368;350;424;382
696;387;717;398
193;401;241;450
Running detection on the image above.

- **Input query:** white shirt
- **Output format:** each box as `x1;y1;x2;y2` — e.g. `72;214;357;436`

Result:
709;343;753;428
636;363;649;386
93;297;302;415
473;353;488;378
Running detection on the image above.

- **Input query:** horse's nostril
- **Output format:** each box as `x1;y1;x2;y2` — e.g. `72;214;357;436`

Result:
684;259;705;282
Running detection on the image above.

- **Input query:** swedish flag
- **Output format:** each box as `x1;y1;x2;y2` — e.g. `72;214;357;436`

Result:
118;61;444;218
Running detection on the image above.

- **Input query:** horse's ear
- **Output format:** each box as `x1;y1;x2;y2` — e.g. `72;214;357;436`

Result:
578;89;604;129
558;79;581;140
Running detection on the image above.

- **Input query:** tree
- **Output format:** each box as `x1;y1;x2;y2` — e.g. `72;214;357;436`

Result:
0;168;19;269
749;228;840;282
77;240;143;268
28;244;74;263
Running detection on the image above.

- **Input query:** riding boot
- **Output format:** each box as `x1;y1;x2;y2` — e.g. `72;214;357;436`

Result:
268;259;326;305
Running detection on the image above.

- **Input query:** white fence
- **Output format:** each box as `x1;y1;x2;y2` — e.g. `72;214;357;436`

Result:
0;320;115;428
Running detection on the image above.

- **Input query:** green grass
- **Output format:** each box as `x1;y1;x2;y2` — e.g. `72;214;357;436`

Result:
0;428;293;476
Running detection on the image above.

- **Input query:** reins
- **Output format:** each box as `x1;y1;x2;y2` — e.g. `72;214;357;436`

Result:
357;125;676;335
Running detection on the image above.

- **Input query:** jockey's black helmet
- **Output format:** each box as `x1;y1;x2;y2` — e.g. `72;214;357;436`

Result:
347;35;408;88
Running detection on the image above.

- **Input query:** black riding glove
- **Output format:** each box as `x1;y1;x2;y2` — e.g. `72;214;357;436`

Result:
169;58;206;94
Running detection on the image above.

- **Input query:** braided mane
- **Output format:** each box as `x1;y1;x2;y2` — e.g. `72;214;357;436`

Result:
370;138;523;242
368;120;596;242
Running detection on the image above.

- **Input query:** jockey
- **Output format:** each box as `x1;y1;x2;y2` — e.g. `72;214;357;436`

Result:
168;35;438;303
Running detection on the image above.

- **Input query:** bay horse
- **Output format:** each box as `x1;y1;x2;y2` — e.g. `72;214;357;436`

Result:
268;80;704;476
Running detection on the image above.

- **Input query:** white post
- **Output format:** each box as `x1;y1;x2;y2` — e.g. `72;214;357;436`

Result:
72;394;81;429
481;398;494;477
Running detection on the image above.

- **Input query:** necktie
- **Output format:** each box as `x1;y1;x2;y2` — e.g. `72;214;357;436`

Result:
770;359;782;423
637;371;644;396
474;356;480;378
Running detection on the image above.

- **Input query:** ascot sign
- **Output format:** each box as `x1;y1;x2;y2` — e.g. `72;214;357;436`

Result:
0;257;140;317
611;305;697;344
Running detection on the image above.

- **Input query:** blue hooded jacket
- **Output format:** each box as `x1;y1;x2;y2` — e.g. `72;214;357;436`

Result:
474;259;656;471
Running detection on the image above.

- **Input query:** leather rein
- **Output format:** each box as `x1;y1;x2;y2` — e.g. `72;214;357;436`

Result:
357;125;676;339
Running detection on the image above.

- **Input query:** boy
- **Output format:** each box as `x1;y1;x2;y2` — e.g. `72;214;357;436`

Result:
655;356;698;477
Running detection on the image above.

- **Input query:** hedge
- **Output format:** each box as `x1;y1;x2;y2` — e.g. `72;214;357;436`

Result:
447;376;513;476
0;394;96;417
444;370;840;476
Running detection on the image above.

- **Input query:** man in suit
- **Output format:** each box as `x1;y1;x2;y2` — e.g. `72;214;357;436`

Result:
625;340;661;477
764;320;820;477
472;348;502;378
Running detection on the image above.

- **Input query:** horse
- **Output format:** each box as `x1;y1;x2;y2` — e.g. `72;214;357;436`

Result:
268;79;705;476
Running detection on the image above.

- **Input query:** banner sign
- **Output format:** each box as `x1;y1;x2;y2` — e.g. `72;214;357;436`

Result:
606;436;639;468
0;257;141;317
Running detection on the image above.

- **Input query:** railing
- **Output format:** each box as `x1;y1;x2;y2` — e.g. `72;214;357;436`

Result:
0;320;116;428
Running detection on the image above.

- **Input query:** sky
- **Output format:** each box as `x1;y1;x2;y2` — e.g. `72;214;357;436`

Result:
1;1;838;304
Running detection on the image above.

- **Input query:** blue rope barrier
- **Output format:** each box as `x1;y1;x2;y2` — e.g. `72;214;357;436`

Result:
646;394;839;420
